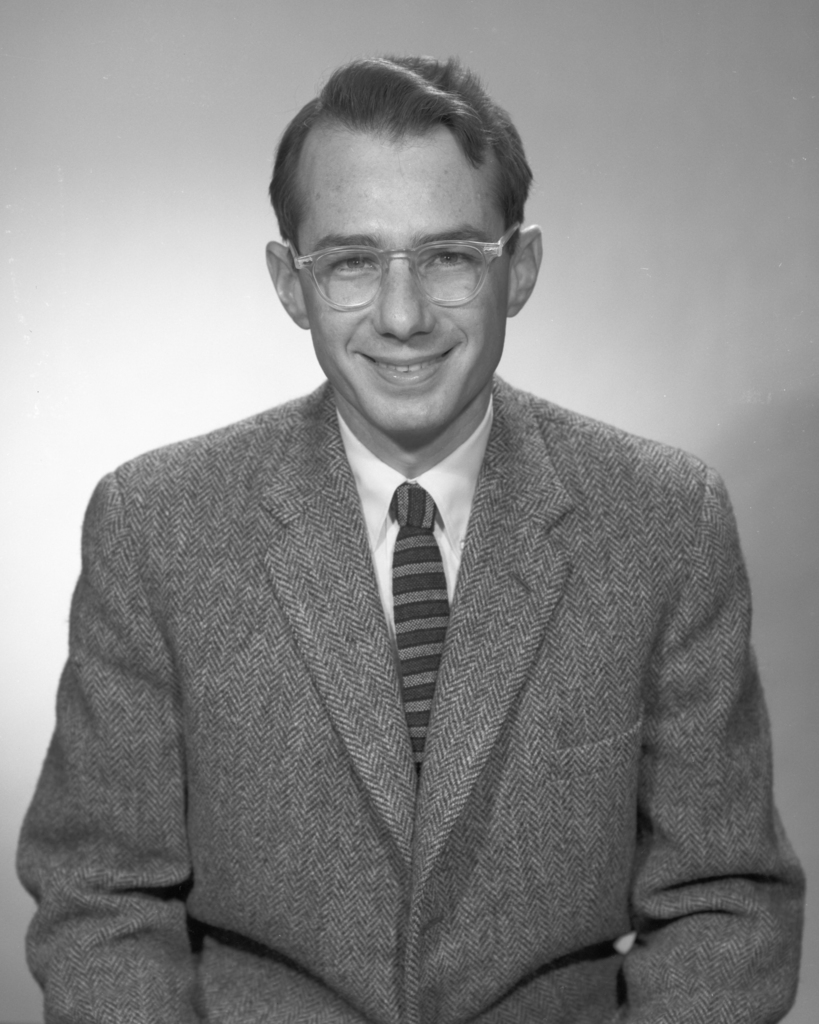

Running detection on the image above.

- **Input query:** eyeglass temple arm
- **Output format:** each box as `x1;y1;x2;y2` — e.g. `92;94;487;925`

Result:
490;222;521;258
288;241;312;270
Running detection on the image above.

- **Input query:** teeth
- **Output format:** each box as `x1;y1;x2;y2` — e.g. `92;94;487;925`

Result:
375;359;435;372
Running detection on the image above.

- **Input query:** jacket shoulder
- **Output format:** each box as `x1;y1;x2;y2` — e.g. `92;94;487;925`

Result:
108;384;329;501
496;378;714;504
78;385;331;581
492;380;733;566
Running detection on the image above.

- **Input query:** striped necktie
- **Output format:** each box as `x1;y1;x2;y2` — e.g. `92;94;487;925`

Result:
390;482;450;771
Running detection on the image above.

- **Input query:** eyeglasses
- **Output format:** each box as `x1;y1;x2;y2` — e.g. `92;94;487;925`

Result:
289;224;520;311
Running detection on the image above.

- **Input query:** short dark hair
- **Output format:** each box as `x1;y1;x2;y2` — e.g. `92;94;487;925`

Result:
269;56;533;249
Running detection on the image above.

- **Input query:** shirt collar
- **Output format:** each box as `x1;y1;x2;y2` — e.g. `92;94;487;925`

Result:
337;398;493;550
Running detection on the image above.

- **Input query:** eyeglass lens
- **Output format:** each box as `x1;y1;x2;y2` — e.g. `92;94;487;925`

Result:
313;243;487;307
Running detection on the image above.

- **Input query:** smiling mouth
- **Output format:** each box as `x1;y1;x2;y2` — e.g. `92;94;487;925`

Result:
367;351;451;373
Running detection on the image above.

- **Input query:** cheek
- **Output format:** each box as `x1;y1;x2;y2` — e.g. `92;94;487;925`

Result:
461;303;506;363
307;307;359;361
308;323;348;382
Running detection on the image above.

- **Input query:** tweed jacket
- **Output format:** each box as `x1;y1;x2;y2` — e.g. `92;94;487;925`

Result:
18;378;804;1024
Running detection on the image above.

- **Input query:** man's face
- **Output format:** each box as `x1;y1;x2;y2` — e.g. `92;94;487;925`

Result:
270;126;538;467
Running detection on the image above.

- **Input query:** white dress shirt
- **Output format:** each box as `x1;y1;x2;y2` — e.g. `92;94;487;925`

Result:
337;399;493;636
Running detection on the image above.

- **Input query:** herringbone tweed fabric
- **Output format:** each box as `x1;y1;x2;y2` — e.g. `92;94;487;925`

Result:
391;482;450;769
17;378;804;1024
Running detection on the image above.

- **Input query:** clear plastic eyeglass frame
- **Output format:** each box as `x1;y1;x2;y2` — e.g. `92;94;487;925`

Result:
288;223;520;311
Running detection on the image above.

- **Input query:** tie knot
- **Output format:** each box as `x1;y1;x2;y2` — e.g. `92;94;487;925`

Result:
391;482;437;530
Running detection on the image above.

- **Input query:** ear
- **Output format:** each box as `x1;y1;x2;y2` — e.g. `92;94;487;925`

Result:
265;241;311;330
506;225;542;317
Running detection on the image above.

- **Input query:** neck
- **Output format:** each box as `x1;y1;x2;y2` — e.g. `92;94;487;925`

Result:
334;388;491;478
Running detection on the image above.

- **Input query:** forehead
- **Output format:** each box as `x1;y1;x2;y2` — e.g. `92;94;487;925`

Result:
295;126;503;250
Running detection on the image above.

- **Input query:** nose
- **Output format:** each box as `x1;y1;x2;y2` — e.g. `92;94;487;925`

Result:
371;256;433;341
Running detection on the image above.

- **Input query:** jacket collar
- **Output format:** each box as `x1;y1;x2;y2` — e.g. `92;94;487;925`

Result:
260;385;418;863
259;380;575;877
411;378;575;896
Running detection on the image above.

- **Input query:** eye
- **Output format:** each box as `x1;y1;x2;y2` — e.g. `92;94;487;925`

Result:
436;251;466;266
327;251;379;274
421;246;482;270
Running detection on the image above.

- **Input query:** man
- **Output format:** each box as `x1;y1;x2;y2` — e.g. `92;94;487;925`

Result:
18;56;804;1023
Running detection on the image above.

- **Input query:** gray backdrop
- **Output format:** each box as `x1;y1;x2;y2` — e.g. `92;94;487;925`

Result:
1;2;816;1020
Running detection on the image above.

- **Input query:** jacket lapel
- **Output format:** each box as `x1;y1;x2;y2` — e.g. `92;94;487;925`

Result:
254;382;574;885
412;384;575;898
259;388;416;865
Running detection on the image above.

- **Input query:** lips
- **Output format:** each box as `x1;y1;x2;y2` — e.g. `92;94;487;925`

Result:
366;350;451;373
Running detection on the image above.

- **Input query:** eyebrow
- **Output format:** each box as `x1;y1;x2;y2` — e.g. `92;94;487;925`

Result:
309;225;493;252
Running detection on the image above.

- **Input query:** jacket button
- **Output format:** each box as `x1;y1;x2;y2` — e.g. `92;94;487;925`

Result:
420;915;443;939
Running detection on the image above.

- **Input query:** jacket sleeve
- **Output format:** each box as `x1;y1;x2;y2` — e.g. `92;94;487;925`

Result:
17;471;201;1022
620;467;805;1022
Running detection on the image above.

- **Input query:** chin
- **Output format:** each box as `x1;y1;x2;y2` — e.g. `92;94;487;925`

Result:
380;410;448;445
